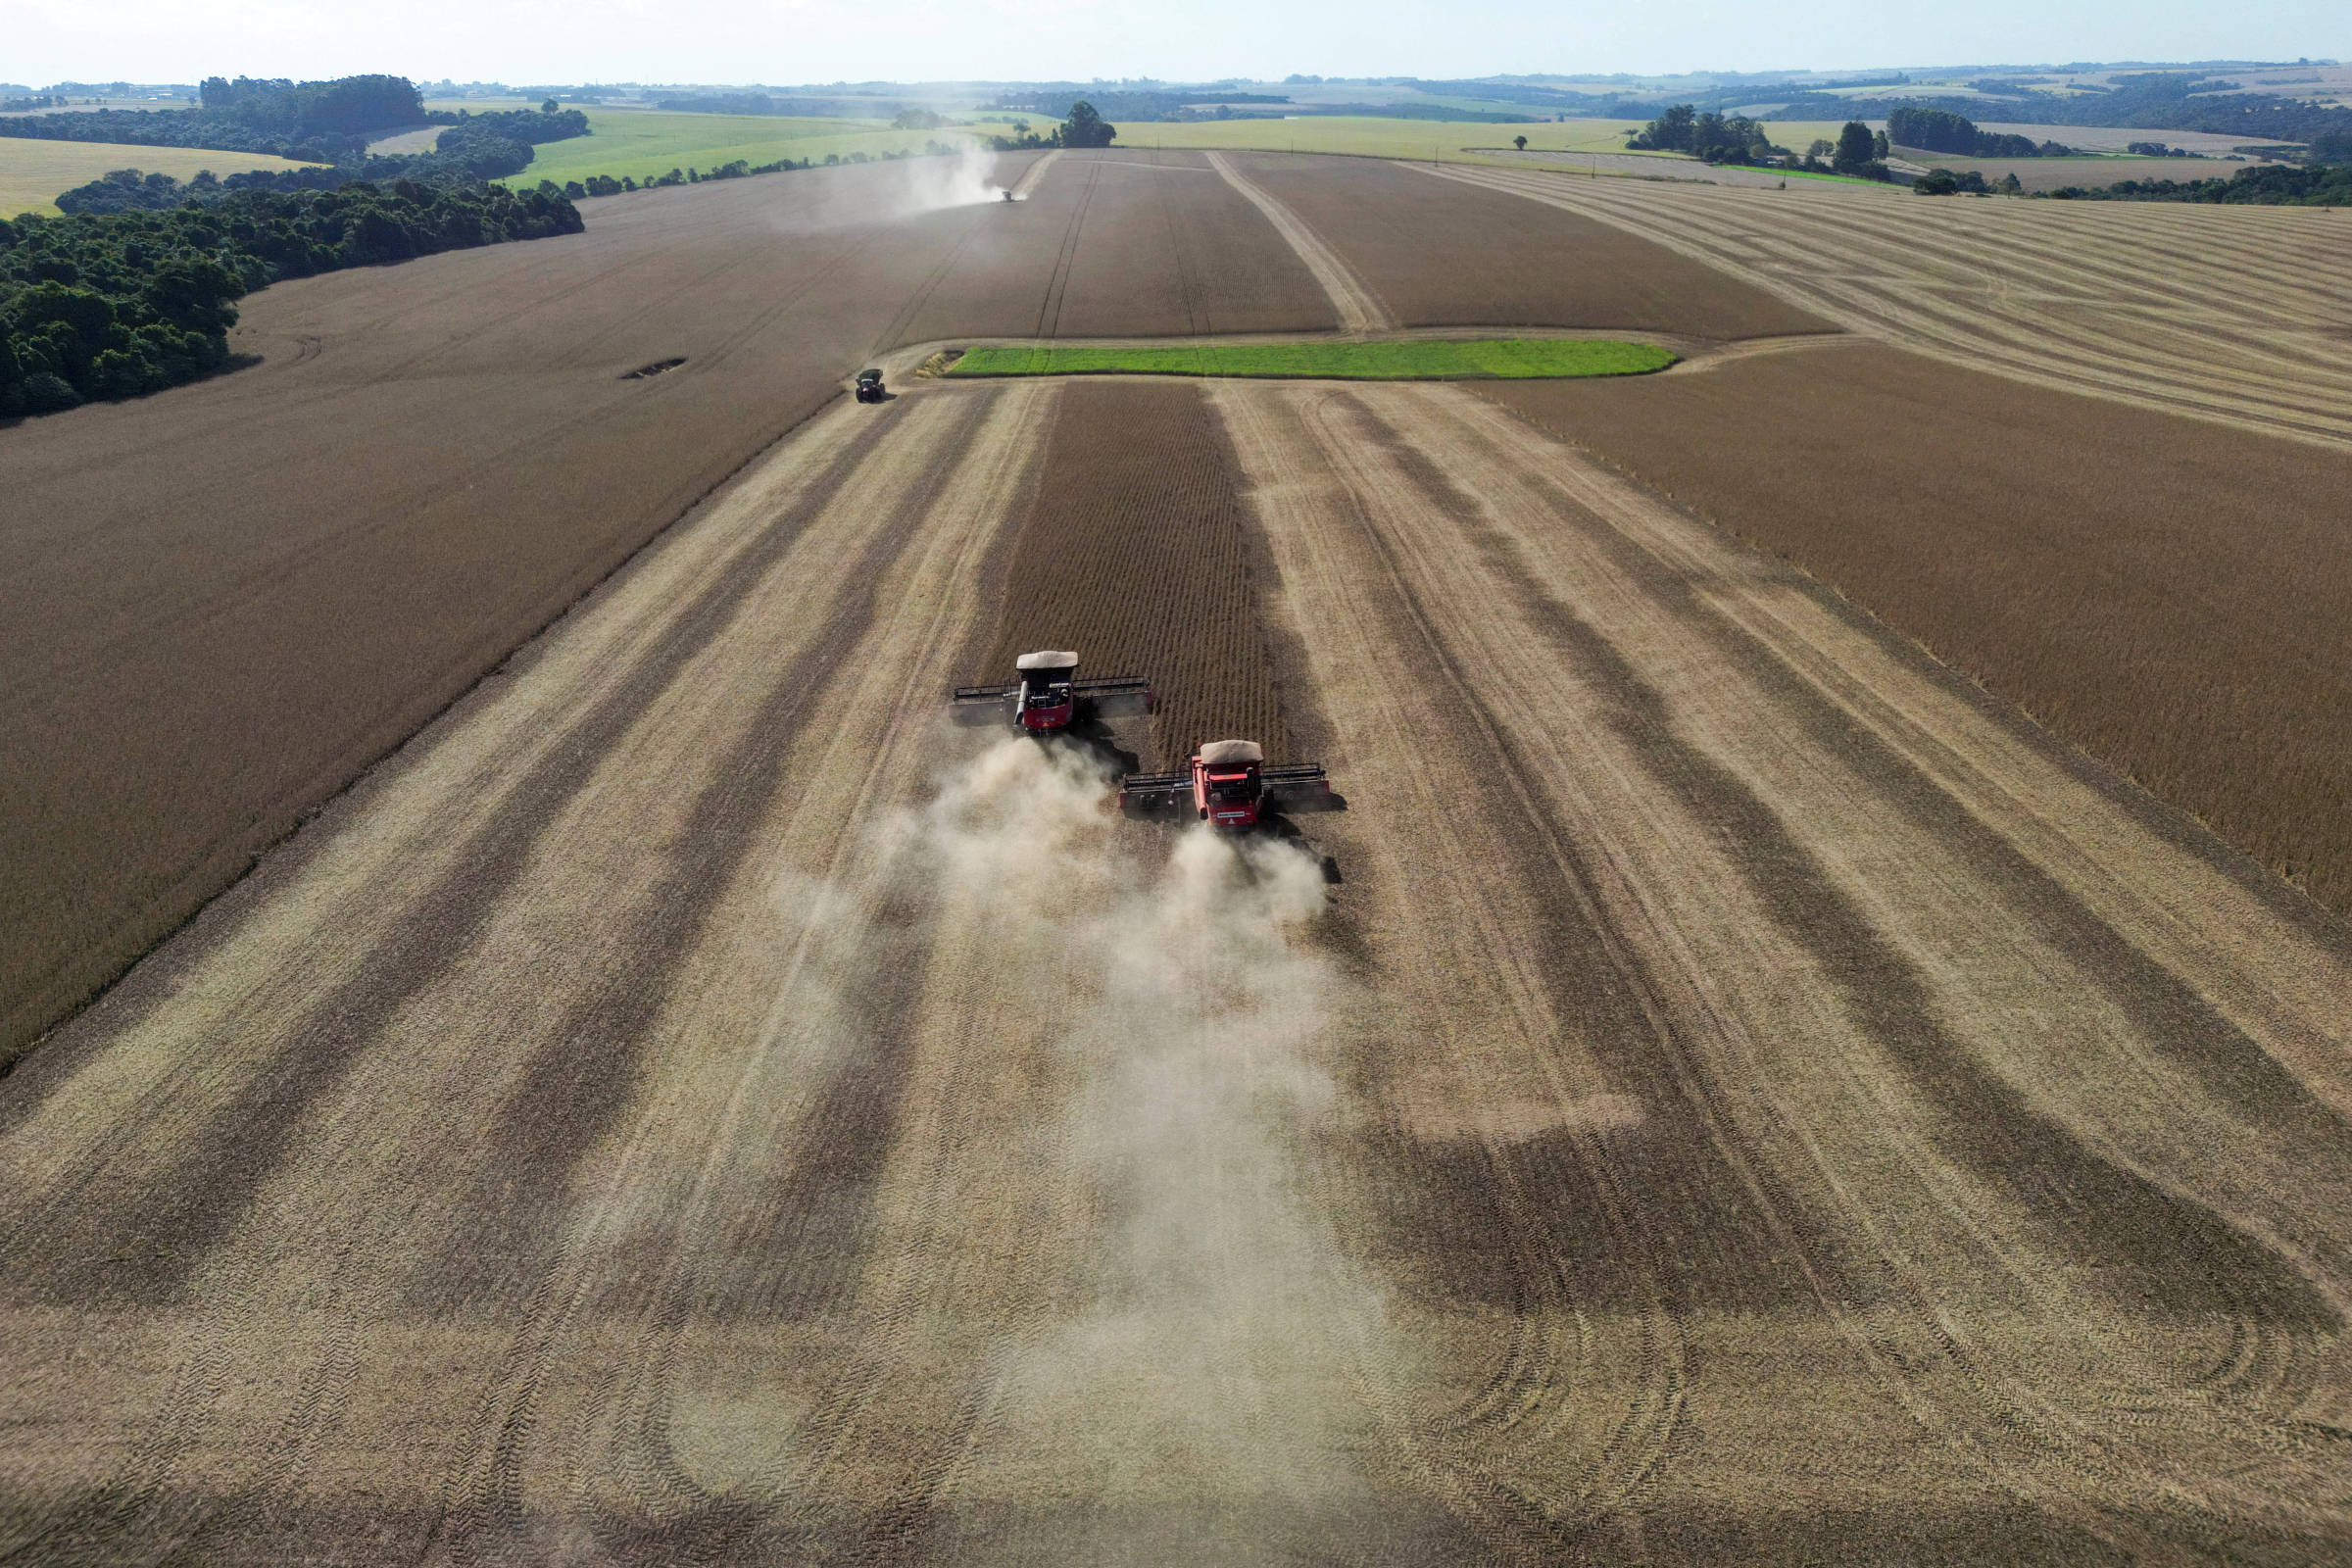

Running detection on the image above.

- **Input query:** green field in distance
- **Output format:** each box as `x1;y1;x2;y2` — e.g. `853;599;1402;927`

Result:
0;138;319;219
949;338;1678;380
494;108;989;189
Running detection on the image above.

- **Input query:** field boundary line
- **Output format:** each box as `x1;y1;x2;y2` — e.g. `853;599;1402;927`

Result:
1204;151;1396;334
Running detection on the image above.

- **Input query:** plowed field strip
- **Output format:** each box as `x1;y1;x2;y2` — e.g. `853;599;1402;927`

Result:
1439;166;2352;448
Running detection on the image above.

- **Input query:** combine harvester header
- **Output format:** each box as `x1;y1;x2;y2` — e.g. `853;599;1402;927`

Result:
1120;738;1334;832
950;650;1152;733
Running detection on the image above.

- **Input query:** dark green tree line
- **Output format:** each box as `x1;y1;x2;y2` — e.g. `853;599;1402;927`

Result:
1626;104;1780;165
1;181;581;418
2042;160;2352;206
1887;107;2067;158
990;100;1117;151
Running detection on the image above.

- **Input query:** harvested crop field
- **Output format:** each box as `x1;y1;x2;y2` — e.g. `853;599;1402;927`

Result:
1440;162;2352;448
7;368;2351;1562
0;145;1375;1064
0;156;1024;1062
950;336;1676;380
1219;152;1836;339
1482;341;2352;911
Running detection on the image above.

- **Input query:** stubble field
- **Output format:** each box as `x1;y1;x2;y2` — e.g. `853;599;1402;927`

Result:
1435;162;2352;447
5;146;2352;1563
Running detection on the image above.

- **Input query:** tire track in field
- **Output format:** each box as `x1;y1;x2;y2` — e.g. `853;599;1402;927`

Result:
1205;152;1396;334
1151;155;1207;337
1034;156;1102;341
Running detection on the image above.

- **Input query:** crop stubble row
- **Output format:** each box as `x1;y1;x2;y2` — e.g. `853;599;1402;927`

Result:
1483;343;2352;913
1215;376;2352;1560
1443;163;2352;447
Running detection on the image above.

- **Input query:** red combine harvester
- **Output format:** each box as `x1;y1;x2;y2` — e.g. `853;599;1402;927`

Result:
1120;740;1333;831
950;650;1153;734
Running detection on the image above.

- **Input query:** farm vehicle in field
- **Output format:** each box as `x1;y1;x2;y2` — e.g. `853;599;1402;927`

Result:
950;650;1153;734
855;368;887;404
1120;739;1335;832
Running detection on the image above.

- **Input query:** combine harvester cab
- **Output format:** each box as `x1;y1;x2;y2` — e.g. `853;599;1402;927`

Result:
1120;739;1333;830
950;650;1152;734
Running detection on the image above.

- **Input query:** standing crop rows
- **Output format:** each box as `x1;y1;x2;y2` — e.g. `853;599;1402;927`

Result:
887;150;1337;351
974;378;1292;764
1224;153;1833;340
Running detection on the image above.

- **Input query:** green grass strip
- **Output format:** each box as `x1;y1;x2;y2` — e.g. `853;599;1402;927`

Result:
948;337;1676;381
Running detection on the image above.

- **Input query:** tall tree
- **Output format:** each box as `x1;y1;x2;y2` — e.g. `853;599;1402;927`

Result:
1834;120;1877;173
1060;100;1115;149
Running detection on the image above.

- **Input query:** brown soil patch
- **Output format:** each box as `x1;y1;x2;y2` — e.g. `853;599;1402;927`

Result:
1222;152;1833;338
1485;341;2352;912
890;148;1339;350
972;377;1290;764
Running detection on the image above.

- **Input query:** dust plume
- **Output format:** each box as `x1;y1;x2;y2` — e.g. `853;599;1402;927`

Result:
887;735;1393;1552
766;142;1012;232
902;141;1015;210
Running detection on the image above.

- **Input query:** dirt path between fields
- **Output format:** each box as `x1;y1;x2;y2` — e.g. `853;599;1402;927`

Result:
1205;151;1396;334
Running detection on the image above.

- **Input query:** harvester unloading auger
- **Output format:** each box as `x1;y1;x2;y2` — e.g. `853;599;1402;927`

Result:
950;650;1152;733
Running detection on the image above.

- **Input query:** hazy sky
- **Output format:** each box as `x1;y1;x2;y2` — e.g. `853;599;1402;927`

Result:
9;0;2346;88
